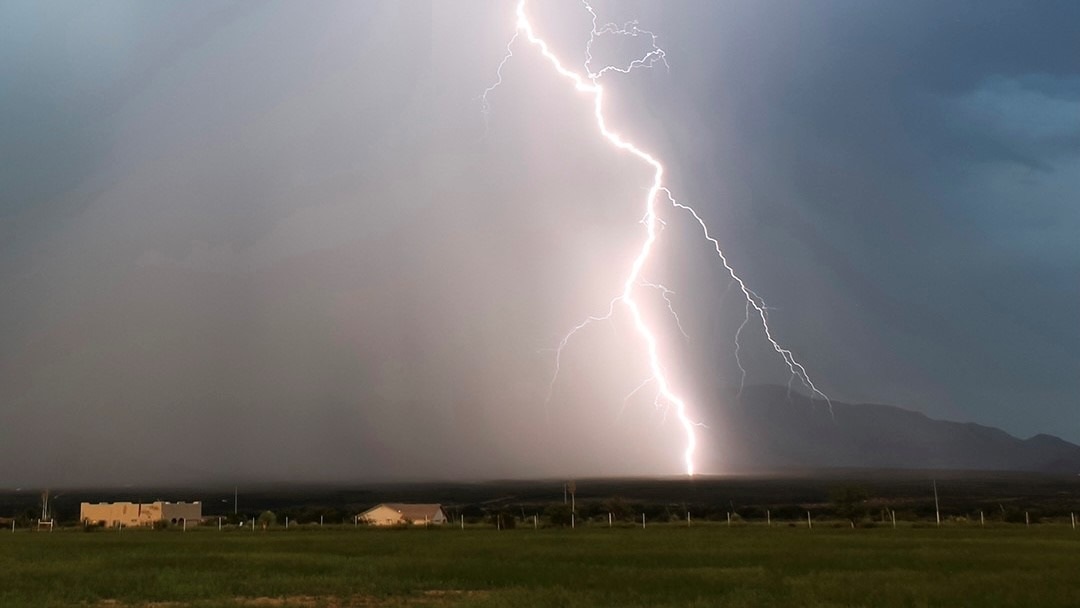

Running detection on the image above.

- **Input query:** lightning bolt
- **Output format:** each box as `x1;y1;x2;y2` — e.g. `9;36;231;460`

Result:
734;300;751;398
484;0;831;477
640;281;690;341
479;32;518;134
660;187;833;410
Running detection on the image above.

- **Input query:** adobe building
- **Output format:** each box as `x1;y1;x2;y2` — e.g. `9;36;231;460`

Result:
80;501;202;528
359;503;447;526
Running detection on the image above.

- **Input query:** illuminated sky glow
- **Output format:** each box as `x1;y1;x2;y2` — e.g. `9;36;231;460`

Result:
484;0;835;475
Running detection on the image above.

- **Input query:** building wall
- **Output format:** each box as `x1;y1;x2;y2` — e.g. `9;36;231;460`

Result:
361;505;404;526
80;502;141;527
161;501;202;524
138;502;163;525
360;504;447;526
80;501;202;527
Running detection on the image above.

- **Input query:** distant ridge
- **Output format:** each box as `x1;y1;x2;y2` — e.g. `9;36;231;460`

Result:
709;385;1080;474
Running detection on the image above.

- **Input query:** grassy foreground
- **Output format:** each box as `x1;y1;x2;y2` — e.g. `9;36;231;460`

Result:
2;525;1079;607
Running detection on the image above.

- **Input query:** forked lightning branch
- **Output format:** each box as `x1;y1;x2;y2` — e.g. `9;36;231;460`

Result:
482;0;831;476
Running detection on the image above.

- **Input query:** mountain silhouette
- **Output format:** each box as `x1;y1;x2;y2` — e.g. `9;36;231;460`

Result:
707;385;1080;474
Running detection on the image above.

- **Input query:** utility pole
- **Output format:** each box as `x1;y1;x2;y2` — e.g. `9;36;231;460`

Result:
234;487;238;516
38;490;54;531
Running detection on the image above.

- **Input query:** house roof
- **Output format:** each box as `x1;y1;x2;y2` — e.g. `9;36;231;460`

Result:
362;503;444;521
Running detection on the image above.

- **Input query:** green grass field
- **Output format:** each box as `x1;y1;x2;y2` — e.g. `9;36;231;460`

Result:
2;524;1079;607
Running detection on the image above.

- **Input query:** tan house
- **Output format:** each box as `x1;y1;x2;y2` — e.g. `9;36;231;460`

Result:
80;501;202;528
360;503;447;526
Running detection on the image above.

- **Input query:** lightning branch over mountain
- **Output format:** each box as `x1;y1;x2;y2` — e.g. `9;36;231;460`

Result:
482;0;831;476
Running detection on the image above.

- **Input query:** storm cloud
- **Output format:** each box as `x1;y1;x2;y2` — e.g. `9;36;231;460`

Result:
1;0;1077;485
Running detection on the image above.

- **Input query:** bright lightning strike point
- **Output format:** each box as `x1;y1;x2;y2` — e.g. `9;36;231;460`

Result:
485;0;831;477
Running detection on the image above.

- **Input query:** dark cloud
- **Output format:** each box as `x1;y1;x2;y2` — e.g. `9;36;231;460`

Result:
641;0;1079;438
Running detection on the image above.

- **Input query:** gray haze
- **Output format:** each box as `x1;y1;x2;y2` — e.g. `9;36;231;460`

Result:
1;1;1077;486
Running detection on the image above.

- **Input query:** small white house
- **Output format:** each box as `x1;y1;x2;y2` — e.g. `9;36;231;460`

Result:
360;503;447;526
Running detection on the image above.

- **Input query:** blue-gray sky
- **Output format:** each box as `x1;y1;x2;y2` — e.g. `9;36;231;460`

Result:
1;0;1077;485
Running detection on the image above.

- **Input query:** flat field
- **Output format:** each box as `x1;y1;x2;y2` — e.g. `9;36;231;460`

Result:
2;525;1079;607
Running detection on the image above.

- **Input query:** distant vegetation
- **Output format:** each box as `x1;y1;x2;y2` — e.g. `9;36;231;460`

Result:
5;471;1079;530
